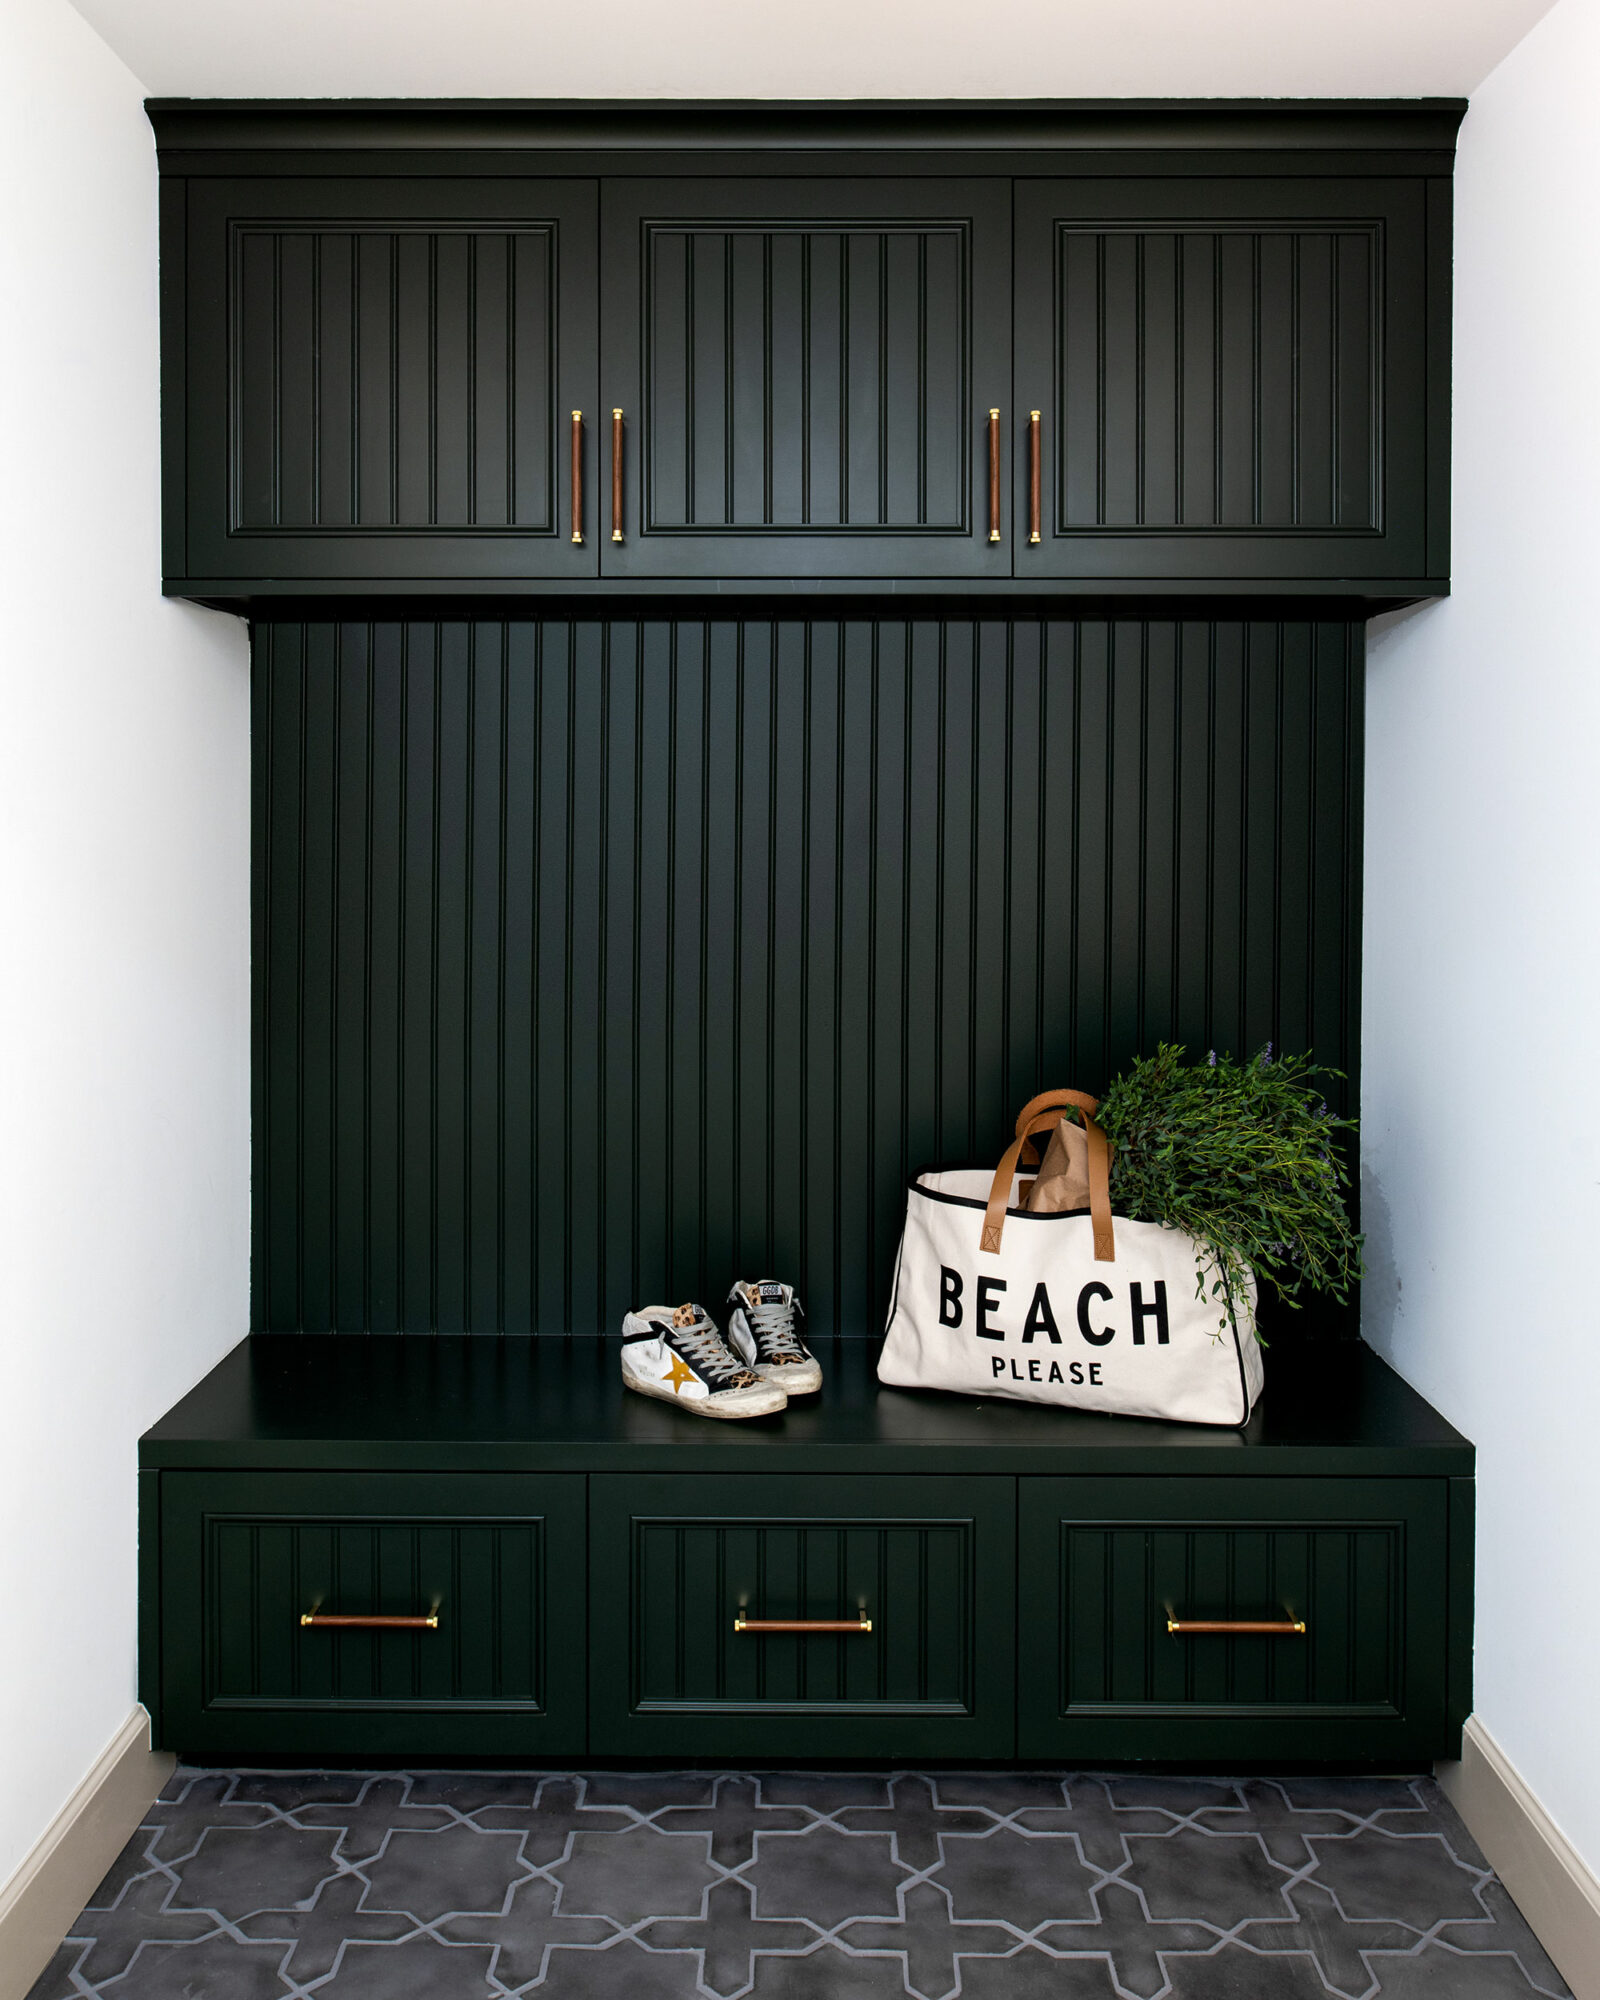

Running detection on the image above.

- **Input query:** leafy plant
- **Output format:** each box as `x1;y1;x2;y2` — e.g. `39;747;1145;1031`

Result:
1095;1043;1362;1340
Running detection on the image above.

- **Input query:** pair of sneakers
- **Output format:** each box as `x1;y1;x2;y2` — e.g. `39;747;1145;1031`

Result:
620;1281;820;1418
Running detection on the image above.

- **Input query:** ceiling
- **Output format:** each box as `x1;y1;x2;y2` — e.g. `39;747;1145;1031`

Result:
69;0;1556;102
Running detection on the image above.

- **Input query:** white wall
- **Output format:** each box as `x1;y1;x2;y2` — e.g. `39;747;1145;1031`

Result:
0;0;249;1892
1364;0;1600;1880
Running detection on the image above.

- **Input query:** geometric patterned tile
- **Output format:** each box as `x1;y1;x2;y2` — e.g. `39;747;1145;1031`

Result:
1034;1877;1219;1998
1361;1945;1565;1998
553;1821;719;1923
25;1766;1573;2000
836;1879;1016;2000
651;1776;814;1869
360;1824;527;1920
746;1825;910;1926
1123;1826;1294;1927
314;1934;496;1997
831;1776;994;1871
641;1876;815;1996
935;1825;1098;1928
164;1821;343;1918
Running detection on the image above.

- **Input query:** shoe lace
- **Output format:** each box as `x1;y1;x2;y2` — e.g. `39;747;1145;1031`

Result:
672;1310;759;1388
741;1288;807;1363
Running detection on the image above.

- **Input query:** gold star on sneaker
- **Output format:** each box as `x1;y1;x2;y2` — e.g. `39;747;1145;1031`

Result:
664;1353;696;1394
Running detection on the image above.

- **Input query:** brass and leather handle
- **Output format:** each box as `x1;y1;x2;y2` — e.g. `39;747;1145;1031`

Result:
1028;410;1041;544
1166;1615;1307;1636
735;1615;873;1634
611;408;624;542
570;411;584;544
984;1088;1114;1262
987;408;1002;542
301;1605;440;1631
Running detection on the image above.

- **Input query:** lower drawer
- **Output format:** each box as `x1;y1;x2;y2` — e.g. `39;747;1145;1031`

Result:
156;1471;586;1754
1018;1476;1450;1760
588;1474;1015;1757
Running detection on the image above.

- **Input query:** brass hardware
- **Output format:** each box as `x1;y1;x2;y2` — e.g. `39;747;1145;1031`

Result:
1166;1614;1306;1636
1028;410;1041;544
611;408;624;542
987;408;1002;542
570;410;584;544
735;1614;873;1634
301;1599;440;1631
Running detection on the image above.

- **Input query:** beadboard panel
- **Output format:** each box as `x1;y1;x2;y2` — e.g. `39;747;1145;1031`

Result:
1053;224;1379;532
233;223;560;533
642;223;971;532
252;615;1362;1334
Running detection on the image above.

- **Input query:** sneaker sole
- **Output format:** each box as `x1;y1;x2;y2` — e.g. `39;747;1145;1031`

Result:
756;1361;823;1395
621;1367;788;1419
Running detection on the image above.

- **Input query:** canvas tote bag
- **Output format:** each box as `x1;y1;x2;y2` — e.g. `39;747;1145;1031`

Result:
878;1089;1264;1426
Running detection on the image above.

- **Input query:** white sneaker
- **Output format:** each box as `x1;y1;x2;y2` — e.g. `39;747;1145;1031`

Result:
725;1281;823;1395
620;1303;789;1418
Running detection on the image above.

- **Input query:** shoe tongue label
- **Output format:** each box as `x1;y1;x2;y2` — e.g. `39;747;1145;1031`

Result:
672;1303;700;1328
751;1282;785;1305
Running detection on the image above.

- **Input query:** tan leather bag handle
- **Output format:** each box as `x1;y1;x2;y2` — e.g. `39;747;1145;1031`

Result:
1013;1087;1099;1165
982;1091;1114;1263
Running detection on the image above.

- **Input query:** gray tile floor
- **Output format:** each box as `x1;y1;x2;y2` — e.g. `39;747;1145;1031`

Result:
27;1768;1570;2000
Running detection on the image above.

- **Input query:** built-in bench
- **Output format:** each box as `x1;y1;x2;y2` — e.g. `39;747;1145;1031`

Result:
140;1335;1472;1765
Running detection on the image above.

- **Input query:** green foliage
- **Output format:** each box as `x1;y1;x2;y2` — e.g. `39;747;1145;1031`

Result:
1095;1043;1363;1339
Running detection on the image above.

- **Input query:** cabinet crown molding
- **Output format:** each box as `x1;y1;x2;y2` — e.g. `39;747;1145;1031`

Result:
146;97;1467;172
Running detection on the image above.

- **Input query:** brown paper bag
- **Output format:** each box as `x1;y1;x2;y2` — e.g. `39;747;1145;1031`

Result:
1023;1113;1092;1213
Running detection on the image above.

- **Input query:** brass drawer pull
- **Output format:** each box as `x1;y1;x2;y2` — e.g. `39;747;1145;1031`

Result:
1028;410;1042;543
1166;1615;1306;1636
611;408;624;542
735;1615;872;1634
301;1602;439;1631
570;410;584;544
987;408;1002;542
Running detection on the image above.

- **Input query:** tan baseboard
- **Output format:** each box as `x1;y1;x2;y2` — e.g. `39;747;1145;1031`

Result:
0;1707;174;2000
1438;1714;1600;2000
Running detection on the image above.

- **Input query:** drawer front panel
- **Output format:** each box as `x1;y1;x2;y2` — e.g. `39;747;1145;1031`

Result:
589;1474;1014;1757
160;1471;586;1754
1019;1476;1449;1760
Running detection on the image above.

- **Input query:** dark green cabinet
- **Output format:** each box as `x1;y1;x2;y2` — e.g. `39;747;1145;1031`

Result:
139;1340;1474;1764
154;104;1459;601
587;1473;1016;1757
156;1470;588;1755
600;178;1011;577
178;177;599;582
1017;1475;1451;1760
1013;178;1433;580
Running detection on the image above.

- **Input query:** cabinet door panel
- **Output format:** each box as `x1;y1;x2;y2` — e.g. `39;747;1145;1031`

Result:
589;1473;1015;1757
1018;1476;1450;1760
602;179;1011;576
1014;179;1428;579
159;1471;587;1755
183;178;599;581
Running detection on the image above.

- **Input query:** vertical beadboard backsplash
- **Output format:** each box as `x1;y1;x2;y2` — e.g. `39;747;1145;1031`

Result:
252;616;1362;1334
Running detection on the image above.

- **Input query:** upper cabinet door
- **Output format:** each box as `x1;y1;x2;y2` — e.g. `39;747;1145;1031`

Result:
601;180;1011;577
1013;179;1431;582
181;179;599;583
